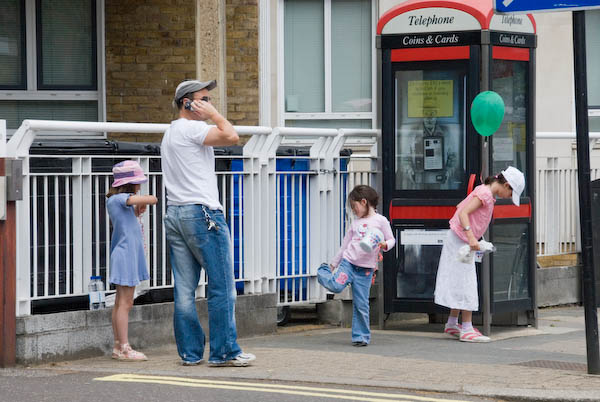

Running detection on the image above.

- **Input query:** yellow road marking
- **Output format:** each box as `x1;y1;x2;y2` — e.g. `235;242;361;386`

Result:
95;374;469;402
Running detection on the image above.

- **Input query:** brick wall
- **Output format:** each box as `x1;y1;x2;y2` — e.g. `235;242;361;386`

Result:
226;0;259;126
105;0;196;142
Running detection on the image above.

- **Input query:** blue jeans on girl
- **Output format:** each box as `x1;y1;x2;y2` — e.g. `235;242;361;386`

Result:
317;259;373;344
164;204;242;364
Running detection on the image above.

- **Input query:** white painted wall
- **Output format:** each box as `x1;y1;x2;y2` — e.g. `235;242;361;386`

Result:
534;12;574;134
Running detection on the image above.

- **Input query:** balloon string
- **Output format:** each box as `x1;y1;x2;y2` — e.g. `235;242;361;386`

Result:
479;137;489;184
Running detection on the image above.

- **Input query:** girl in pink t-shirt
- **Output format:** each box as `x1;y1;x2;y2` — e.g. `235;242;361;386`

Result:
317;185;395;346
434;167;524;343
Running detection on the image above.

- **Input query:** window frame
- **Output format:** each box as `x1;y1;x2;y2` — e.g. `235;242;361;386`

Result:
278;0;377;127
0;0;105;135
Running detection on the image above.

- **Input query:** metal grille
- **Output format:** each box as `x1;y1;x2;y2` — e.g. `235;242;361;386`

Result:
512;360;587;371
536;166;600;256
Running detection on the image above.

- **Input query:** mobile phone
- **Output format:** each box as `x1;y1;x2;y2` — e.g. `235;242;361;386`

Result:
184;101;193;111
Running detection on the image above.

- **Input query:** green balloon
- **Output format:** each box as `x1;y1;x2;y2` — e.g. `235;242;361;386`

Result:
470;91;505;137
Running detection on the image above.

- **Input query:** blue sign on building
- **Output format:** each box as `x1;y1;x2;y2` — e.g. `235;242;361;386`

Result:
495;0;600;13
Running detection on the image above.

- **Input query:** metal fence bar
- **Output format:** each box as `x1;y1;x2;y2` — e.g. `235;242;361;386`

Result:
32;176;38;298
54;176;59;296
237;172;243;284
43;176;48;298
299;173;305;302
104;176;111;288
283;172;289;304
161;177;167;287
65;177;71;295
276;168;281;303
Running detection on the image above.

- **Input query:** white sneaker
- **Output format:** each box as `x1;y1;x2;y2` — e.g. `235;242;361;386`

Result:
209;352;256;367
444;323;462;338
459;328;491;343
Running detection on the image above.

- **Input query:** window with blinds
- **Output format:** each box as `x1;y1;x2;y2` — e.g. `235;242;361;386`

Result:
331;0;371;113
0;0;26;89
37;0;97;89
284;0;325;113
283;0;374;128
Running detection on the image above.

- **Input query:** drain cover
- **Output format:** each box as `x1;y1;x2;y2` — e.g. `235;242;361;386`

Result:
512;360;587;371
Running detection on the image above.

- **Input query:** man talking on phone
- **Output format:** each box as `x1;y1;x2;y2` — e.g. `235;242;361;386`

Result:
161;79;255;367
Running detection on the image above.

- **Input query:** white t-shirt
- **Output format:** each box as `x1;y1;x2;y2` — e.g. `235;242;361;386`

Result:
161;118;222;210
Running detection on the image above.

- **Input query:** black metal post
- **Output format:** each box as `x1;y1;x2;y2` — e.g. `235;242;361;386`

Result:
480;36;492;337
572;10;600;375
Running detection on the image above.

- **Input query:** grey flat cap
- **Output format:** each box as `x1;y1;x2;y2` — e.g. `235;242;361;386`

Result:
173;79;217;107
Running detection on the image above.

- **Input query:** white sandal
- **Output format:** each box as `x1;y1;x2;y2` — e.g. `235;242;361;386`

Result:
118;343;148;361
111;342;122;359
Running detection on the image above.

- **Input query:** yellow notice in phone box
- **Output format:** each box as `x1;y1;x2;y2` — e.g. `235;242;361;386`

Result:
408;80;453;118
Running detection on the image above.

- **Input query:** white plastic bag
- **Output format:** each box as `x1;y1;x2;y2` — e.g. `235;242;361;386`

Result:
456;240;496;264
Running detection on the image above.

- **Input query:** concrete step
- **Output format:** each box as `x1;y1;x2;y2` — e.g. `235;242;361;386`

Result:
537;253;579;268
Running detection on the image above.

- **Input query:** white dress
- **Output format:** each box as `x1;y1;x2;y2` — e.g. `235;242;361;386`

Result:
434;229;479;311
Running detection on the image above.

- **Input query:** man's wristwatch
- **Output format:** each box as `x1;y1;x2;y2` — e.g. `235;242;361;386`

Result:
463;225;471;231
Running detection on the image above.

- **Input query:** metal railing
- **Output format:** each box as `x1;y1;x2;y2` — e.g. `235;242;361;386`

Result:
4;120;597;315
3;120;378;316
535;132;600;256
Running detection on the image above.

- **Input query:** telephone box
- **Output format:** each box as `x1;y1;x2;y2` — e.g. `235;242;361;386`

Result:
377;0;537;332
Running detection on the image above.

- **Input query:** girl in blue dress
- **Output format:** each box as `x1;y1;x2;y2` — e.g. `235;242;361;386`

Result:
106;160;158;361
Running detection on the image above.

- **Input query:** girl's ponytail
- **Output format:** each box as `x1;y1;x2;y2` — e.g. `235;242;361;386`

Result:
106;183;138;198
484;173;508;186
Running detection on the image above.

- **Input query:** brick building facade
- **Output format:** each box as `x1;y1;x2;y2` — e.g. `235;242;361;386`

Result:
104;0;259;142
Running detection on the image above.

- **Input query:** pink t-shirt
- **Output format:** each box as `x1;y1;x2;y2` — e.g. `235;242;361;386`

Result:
330;213;396;269
449;184;496;242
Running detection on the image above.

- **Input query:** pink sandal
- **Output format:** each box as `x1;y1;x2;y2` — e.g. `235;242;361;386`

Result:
117;343;148;361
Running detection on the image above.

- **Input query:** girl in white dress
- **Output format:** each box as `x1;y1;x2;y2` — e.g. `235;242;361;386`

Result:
434;167;524;342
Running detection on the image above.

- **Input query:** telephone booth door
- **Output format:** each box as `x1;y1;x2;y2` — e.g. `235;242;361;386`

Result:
381;50;481;314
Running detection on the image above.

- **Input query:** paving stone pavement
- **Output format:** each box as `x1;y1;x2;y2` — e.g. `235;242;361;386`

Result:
33;306;600;401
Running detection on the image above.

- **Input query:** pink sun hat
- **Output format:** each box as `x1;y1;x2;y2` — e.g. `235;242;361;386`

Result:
111;160;148;187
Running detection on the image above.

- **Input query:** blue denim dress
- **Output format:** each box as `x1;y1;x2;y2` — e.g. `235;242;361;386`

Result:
106;193;149;286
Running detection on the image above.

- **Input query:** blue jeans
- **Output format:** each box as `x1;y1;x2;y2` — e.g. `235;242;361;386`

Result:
164;204;242;364
317;260;373;343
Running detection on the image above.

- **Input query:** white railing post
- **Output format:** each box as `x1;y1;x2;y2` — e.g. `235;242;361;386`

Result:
305;129;338;302
73;157;93;294
14;153;31;316
264;129;283;298
242;128;274;295
138;157;151;275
